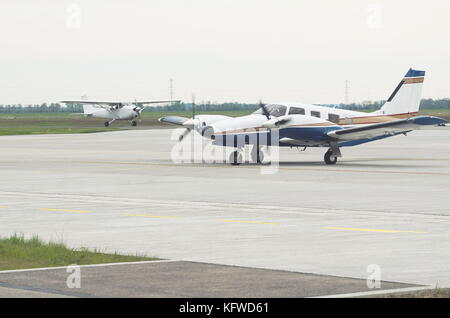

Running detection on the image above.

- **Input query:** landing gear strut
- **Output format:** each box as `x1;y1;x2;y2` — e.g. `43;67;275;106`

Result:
104;119;115;127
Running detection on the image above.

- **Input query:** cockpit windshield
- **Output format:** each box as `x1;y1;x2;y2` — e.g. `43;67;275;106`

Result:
252;104;287;118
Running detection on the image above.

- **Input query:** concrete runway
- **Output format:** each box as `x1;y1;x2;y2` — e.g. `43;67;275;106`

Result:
0;128;449;291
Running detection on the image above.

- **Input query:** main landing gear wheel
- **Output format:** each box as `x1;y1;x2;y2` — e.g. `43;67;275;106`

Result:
131;121;137;127
104;121;110;127
324;150;337;165
229;150;243;166
251;149;264;164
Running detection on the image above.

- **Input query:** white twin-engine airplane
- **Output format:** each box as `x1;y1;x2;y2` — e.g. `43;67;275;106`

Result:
160;69;448;165
61;100;177;127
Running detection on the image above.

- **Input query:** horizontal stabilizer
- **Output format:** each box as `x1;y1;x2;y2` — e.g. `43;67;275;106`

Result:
328;116;448;141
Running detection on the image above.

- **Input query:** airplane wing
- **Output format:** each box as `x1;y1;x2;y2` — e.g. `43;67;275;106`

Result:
61;100;123;106
135;100;180;106
158;116;190;126
60;100;179;108
327;116;448;141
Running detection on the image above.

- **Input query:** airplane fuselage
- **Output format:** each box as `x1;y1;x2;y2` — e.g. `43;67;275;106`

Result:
87;105;140;120
192;103;419;148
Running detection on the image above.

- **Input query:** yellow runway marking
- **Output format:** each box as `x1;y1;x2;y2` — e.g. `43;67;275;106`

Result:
0;206;8;208
220;219;277;225
40;208;91;214
127;214;178;219
325;227;427;234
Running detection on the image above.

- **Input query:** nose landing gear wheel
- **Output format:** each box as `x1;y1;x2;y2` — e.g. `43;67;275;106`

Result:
324;150;337;165
131;121;137;127
229;150;243;166
104;121;110;127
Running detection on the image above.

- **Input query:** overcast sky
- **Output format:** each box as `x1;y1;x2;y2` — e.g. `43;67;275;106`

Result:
0;0;449;104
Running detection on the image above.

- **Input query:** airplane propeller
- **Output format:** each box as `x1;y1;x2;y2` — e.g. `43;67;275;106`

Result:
259;99;291;128
178;94;197;142
178;127;192;141
132;99;143;121
259;100;271;120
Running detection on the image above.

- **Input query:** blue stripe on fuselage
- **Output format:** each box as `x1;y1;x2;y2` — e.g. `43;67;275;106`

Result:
211;126;341;146
279;126;341;142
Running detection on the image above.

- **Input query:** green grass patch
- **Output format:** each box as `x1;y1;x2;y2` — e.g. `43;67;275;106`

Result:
0;234;158;271
0;110;253;135
419;109;450;120
0;109;448;136
0;128;121;136
379;288;450;298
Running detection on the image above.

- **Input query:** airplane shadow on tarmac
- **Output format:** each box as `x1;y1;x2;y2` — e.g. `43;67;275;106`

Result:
275;160;435;170
171;159;436;170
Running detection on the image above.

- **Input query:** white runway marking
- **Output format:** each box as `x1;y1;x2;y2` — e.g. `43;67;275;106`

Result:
0;260;177;275
313;286;435;298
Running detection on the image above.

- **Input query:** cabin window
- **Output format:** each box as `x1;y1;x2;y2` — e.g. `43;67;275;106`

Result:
328;113;340;124
311;111;321;118
288;107;305;115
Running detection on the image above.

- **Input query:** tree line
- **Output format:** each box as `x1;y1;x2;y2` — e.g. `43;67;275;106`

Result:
0;98;448;113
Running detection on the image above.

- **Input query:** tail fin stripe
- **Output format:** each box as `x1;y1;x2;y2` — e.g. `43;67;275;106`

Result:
387;80;404;102
403;77;424;84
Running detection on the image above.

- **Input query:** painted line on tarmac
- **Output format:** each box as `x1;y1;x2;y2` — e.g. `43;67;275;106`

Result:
127;213;178;219
6;158;449;176
220;219;278;225
127;214;275;224
40;208;91;214
324;227;427;234
74;160;450;177
312;285;435;298
281;167;450;176
0;260;178;274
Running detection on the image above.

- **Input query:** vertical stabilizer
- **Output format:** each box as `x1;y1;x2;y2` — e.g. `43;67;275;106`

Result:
377;68;425;115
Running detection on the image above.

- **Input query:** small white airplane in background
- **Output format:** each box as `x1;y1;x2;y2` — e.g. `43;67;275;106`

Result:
61;100;179;127
160;68;448;165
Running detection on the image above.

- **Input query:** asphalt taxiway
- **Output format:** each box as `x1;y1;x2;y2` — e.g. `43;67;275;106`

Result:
0;128;449;296
0;261;416;298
